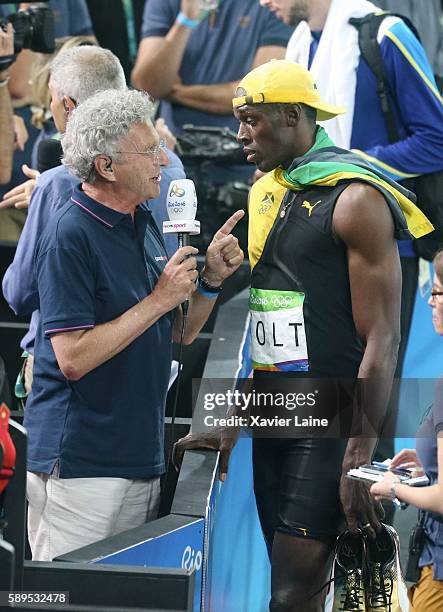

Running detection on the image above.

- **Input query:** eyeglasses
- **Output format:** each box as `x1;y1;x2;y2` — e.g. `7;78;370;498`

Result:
116;139;166;160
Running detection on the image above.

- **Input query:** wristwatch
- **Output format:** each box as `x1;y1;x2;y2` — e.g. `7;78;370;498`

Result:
198;274;222;293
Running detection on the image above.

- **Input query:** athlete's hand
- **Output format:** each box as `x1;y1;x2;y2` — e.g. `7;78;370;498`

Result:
202;210;245;286
173;426;239;481
340;476;382;539
0;22;14;67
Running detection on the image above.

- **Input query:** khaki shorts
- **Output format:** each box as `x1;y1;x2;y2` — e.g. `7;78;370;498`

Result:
409;565;443;611
27;468;161;561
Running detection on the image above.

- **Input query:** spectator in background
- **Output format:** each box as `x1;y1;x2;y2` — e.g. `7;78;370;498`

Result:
132;0;292;184
0;0;95;100
370;249;443;612
0;23;15;186
373;0;443;82
85;0;146;80
0;0;95;242
0;36;177;212
29;36;97;168
0;36;97;213
2;45;184;405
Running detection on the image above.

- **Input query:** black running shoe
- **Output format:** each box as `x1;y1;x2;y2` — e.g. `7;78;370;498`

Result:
365;524;403;611
333;530;367;611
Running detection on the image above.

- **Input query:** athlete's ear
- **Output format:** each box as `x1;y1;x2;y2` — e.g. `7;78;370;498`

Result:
286;103;302;127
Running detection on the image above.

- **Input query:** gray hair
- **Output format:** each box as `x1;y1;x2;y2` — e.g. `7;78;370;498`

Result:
62;89;155;183
50;46;126;103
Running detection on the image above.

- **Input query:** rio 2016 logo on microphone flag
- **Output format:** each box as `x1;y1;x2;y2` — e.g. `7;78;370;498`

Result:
164;179;200;236
170;184;186;198
167;179;198;219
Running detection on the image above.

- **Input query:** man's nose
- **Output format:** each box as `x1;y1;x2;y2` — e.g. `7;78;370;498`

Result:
236;123;249;143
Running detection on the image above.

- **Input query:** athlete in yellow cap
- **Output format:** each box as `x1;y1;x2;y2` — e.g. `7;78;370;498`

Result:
175;60;431;611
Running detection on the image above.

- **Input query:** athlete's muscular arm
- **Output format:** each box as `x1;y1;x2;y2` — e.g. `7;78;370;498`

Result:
333;183;402;535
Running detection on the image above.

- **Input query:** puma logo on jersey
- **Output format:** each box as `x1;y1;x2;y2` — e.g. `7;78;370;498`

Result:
301;200;321;216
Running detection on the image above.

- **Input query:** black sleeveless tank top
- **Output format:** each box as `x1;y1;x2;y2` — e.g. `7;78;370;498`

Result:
251;182;364;379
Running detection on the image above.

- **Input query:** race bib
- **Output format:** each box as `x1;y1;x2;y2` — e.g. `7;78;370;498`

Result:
249;288;309;372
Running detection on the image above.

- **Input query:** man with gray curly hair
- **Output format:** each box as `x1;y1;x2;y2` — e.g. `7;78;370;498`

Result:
22;87;244;561
3;45;185;406
62;88;157;185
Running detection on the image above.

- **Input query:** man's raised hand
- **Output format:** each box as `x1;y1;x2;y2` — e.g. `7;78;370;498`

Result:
203;210;245;286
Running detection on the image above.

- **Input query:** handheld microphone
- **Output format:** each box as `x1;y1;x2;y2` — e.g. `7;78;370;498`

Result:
164;179;200;315
164;178;200;248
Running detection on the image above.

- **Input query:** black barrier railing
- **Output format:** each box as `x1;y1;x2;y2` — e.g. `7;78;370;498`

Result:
23;562;195;611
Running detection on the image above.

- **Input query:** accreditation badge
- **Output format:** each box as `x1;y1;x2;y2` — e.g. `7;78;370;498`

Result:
249;288;309;372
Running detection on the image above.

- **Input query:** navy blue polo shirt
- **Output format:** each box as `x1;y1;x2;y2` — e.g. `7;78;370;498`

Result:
24;186;172;479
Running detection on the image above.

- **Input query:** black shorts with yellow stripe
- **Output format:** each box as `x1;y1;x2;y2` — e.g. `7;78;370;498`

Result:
252;436;347;550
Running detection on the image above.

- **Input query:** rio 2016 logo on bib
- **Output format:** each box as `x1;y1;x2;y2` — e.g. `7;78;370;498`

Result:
249;288;309;372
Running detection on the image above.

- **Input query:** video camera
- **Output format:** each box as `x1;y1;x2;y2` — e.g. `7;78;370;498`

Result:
0;1;55;57
176;124;247;166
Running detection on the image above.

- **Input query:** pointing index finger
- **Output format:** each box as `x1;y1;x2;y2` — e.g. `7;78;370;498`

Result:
214;210;245;240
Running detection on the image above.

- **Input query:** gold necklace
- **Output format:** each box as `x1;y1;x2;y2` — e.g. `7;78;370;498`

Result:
280;194;296;218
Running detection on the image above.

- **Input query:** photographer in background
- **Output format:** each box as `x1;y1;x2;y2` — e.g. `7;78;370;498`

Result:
0;0;95;242
0;1;94;101
0;22;14;185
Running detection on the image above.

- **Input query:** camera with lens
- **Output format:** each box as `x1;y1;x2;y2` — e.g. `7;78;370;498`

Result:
0;3;55;56
177;125;247;166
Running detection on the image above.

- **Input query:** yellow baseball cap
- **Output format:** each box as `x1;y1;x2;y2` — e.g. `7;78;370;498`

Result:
232;60;346;121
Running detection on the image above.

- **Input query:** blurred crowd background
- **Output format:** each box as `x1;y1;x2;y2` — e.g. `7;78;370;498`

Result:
1;0;442;247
